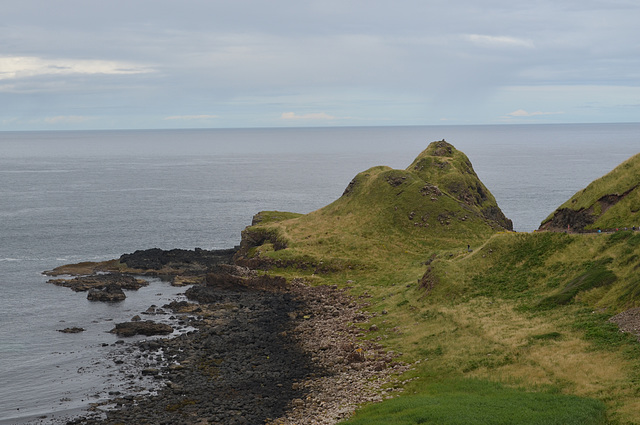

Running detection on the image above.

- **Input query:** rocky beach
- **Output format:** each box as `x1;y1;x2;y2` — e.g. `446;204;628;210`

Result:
41;248;409;425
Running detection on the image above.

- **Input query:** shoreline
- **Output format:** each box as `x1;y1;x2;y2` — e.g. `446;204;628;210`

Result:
39;251;410;424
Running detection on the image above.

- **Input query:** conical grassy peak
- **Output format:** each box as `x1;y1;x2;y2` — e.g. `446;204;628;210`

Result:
236;141;513;271
408;140;513;230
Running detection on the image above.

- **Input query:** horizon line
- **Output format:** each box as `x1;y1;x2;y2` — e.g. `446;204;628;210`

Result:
2;121;639;134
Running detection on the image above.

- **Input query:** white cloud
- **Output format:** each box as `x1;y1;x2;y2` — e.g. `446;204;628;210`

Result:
506;109;562;117
281;112;336;120
0;56;153;80
164;115;220;121
465;34;535;49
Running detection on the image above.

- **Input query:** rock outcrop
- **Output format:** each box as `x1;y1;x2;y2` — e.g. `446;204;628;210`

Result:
540;152;640;232
408;140;513;230
110;320;174;337
119;247;236;273
57;327;85;333
87;284;126;302
48;273;147;292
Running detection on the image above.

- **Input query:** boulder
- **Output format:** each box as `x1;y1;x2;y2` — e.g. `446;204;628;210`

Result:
110;320;174;337
87;284;126;302
57;327;85;333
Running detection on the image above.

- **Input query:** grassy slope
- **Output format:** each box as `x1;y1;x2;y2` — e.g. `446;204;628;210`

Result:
339;231;640;424
242;144;640;424
240;141;509;272
542;153;640;230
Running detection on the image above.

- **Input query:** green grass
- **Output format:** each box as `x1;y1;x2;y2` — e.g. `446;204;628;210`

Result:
341;379;606;425
234;144;640;424
542;153;640;230
536;259;617;309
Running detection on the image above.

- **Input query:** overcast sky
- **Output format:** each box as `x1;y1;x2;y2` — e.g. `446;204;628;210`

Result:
1;0;639;130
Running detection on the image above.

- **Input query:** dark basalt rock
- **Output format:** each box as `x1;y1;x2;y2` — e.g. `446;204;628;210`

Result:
119;247;237;272
48;273;147;292
87;284;126;302
110;320;174;337
57;327;85;333
539;207;595;232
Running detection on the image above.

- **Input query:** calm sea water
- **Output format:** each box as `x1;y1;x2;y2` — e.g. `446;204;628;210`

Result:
0;124;638;423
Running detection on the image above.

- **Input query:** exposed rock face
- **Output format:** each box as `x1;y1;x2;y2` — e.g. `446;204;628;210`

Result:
110;320;174;337
87;284;126;302
538;207;596;232
540;188;637;232
540;153;640;232
482;205;514;231
430;139;454;156
409;141;513;231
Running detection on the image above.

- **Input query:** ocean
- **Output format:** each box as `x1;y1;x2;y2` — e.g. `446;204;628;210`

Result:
0;123;638;423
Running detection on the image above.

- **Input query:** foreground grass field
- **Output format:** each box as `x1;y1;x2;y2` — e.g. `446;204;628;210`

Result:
343;379;606;425
239;143;640;424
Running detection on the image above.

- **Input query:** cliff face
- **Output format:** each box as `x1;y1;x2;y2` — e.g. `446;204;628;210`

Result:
540;153;640;232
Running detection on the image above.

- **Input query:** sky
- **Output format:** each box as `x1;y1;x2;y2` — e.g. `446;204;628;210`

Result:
1;0;639;131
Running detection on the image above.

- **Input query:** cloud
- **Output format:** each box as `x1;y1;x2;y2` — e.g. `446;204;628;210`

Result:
164;114;220;121
0;56;153;80
505;109;563;117
465;34;535;49
44;115;91;124
281;112;336;120
3;2;640;129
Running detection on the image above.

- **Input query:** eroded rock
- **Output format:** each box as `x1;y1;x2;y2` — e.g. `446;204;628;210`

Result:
87;284;126;302
110;320;174;337
48;273;147;292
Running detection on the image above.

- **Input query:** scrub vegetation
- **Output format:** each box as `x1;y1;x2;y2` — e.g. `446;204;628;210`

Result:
239;141;640;424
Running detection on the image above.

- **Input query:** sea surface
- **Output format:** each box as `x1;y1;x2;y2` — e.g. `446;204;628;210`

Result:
0;124;638;423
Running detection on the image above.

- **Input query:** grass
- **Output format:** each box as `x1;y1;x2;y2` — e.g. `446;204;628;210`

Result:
238;144;640;424
341;379;606;425
542;153;640;230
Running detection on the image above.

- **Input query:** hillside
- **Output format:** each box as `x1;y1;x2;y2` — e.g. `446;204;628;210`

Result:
237;145;640;424
540;152;640;231
44;143;640;424
235;140;512;275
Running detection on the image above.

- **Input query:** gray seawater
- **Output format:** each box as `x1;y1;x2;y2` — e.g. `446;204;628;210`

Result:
0;124;638;423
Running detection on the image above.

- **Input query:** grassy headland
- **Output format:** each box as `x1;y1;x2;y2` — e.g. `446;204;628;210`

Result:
541;152;640;232
238;141;640;424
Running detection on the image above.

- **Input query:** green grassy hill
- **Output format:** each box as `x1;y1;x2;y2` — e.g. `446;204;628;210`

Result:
540;153;640;231
237;143;640;424
235;141;511;274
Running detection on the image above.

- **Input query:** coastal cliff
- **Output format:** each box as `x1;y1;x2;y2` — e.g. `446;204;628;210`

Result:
540;152;640;232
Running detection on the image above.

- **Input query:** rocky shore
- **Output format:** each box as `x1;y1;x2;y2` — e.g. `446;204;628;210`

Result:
54;249;409;425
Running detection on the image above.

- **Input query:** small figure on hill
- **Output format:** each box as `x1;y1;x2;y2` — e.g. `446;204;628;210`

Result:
467;244;472;252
